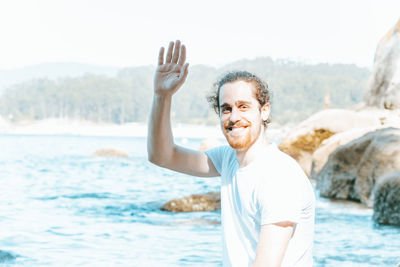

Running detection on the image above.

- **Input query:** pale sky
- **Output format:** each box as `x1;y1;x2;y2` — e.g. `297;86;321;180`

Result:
0;0;399;70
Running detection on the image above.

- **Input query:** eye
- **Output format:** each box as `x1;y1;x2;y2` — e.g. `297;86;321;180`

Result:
221;107;231;114
239;104;249;110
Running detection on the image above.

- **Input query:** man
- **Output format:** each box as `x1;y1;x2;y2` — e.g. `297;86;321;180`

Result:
148;40;315;267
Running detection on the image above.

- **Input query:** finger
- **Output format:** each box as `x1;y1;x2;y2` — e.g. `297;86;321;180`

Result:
165;41;174;63
177;63;189;85
158;47;164;65
178;45;186;66
171;40;181;64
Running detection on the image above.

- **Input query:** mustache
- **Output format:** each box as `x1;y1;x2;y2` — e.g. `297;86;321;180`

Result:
224;120;251;129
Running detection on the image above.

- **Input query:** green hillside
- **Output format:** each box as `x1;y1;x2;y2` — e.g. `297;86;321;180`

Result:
0;58;370;125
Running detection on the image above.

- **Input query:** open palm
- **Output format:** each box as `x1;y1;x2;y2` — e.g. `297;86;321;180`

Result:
154;40;189;96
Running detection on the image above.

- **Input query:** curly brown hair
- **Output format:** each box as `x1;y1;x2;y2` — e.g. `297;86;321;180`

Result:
207;71;271;127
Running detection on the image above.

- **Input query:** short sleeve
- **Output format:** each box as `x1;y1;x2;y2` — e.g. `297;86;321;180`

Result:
258;171;304;225
205;145;230;176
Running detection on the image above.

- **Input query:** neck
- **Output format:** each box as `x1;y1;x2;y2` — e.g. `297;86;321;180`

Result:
235;130;270;167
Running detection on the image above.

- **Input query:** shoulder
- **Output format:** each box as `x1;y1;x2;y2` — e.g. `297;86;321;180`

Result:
258;145;311;195
205;145;234;158
205;145;236;174
263;145;305;176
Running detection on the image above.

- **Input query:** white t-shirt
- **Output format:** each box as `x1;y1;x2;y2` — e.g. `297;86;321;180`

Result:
206;144;315;267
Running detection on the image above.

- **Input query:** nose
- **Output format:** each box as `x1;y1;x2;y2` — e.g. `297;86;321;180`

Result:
230;107;241;123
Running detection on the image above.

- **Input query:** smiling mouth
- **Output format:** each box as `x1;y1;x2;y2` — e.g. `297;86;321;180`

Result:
228;126;247;131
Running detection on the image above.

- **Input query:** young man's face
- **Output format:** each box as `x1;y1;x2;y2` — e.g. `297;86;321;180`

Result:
219;80;269;150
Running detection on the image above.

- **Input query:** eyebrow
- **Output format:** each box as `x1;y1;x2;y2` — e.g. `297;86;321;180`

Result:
220;100;252;109
220;103;230;109
235;101;252;106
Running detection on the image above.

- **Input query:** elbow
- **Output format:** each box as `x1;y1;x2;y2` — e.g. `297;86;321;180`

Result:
148;152;168;168
147;143;161;166
148;153;160;166
147;144;175;168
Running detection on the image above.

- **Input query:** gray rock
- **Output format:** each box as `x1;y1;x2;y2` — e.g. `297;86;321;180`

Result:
364;18;400;110
310;127;378;180
316;127;400;207
373;171;400;226
279;109;380;176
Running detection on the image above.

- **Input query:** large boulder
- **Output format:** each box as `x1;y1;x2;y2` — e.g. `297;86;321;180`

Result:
279;109;380;176
373;171;400;226
364;18;400;110
316;127;400;207
310;127;378;180
357;108;400;128
162;192;220;212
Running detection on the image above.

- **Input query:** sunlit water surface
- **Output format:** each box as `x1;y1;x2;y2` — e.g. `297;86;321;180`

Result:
0;135;399;266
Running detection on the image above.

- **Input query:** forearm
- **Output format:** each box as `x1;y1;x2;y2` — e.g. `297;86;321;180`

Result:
252;222;294;267
147;93;176;166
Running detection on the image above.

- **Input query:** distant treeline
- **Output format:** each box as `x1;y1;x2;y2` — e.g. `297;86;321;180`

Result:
0;58;369;125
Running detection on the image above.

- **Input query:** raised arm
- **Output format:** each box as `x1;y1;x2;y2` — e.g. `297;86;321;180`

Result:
147;40;219;177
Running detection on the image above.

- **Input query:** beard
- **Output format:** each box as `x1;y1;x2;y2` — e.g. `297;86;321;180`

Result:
222;120;258;150
226;131;252;149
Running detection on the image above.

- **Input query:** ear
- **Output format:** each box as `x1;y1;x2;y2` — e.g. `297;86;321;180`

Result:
261;103;270;121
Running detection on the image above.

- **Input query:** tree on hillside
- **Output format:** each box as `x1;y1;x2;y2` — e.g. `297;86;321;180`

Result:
0;58;370;125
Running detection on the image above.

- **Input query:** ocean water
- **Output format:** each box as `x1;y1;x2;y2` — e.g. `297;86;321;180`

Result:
0;134;399;266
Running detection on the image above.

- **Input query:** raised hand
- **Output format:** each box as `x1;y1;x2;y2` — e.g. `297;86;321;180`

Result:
154;40;189;96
